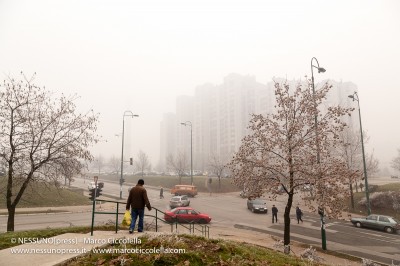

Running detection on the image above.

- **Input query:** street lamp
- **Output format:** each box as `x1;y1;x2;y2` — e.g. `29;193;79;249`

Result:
181;121;193;185
120;111;139;199
311;57;327;250
348;92;371;215
311;57;326;164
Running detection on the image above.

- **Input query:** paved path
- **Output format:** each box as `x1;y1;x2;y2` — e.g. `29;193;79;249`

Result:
0;231;125;266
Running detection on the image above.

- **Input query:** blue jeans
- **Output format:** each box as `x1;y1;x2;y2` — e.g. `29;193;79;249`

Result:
130;208;144;232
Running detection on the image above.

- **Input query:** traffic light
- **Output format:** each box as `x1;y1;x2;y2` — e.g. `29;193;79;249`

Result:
120;178;125;185
89;187;102;200
130;158;133;165
96;188;102;197
89;188;96;200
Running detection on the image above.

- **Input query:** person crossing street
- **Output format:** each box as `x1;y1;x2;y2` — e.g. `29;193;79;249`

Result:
296;206;303;224
271;205;278;223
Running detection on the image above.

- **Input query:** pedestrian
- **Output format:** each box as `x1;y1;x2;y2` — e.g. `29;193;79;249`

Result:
296;206;303;224
160;186;164;199
126;179;152;234
271;205;278;223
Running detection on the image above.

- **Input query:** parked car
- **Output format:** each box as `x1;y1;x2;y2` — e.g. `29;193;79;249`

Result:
247;198;268;213
164;207;211;224
351;214;400;233
170;185;198;197
169;195;190;208
301;184;313;191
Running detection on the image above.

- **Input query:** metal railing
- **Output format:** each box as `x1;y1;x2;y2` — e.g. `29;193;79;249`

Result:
90;198;209;238
163;213;210;238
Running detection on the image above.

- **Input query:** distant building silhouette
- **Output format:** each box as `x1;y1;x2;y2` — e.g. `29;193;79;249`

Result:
159;74;358;172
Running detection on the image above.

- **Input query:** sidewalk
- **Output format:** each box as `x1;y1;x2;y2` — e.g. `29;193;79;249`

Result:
0;230;128;266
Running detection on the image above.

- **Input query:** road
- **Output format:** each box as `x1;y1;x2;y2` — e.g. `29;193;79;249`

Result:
1;177;399;265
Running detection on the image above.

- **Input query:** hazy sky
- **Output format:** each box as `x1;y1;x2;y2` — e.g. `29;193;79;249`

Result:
1;0;399;172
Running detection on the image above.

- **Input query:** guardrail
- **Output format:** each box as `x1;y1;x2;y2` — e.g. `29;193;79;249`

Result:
90;198;209;238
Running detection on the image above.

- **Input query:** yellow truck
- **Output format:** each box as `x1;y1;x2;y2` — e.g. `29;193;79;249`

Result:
170;185;198;197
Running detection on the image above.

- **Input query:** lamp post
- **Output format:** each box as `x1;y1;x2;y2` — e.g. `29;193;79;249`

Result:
120;111;139;199
348;92;371;215
181;121;193;185
311;57;327;250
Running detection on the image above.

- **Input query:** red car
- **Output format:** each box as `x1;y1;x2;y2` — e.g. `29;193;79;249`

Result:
164;207;212;224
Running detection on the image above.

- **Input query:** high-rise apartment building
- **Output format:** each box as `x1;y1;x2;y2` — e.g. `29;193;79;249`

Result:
159;74;358;173
159;112;177;171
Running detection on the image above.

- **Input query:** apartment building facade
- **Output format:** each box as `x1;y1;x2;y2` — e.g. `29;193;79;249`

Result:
159;74;358;172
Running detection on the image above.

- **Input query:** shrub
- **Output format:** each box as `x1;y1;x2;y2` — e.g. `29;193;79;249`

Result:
300;245;324;263
358;191;400;211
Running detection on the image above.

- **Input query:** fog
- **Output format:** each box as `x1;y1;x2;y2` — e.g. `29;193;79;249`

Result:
0;0;399;173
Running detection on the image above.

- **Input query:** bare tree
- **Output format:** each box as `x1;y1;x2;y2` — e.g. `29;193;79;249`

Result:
366;150;379;178
50;158;84;187
342;130;379;176
391;149;400;173
336;129;380;209
0;73;99;231
208;153;226;192
134;150;151;177
92;155;105;175
166;151;188;184
108;156;120;175
79;160;90;183
229;80;353;252
336;129;364;209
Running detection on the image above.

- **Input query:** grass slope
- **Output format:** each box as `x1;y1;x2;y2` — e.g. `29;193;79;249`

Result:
0;178;91;209
349;182;400;219
66;234;318;266
0;227;327;265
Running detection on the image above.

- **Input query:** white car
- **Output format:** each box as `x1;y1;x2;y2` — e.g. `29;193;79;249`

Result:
88;181;104;190
88;182;96;190
169;195;190;209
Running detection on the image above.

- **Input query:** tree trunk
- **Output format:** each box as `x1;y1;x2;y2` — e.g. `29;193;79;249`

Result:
350;183;354;210
283;191;294;253
218;177;221;192
7;205;16;231
6;163;16;232
7;169;33;231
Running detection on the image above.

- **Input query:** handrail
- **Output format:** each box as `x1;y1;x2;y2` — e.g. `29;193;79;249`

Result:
163;212;210;237
90;198;209;238
90;199;123;235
